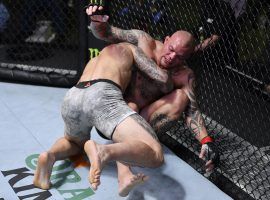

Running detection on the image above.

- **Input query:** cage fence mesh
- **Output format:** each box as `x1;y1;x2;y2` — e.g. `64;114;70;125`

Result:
108;0;270;199
0;0;83;86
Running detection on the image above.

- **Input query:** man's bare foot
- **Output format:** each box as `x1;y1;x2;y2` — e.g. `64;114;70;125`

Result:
118;173;149;197
84;140;105;190
33;152;55;190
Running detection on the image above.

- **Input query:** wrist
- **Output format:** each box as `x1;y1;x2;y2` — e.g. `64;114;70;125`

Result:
91;19;102;23
200;136;213;145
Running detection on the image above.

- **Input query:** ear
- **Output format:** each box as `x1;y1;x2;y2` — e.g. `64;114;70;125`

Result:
164;36;170;43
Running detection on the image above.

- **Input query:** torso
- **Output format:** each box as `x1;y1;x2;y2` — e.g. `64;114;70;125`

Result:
124;40;167;108
125;39;193;109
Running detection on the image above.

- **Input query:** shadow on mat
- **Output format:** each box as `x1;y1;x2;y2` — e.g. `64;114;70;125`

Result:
127;149;186;200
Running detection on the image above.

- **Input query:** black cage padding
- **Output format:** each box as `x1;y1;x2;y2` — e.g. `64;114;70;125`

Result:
0;0;88;87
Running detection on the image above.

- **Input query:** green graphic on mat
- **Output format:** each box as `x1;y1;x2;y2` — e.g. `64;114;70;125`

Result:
25;154;95;199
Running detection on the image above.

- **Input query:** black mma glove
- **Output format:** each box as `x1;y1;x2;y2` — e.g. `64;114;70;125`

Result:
200;136;220;167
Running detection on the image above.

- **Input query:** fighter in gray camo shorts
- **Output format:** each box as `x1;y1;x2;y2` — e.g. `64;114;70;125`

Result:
61;79;153;140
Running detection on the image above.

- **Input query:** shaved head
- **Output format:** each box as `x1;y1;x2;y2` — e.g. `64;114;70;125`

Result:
159;30;195;69
170;31;195;51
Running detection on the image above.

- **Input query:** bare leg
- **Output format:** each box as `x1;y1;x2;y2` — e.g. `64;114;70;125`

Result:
84;140;105;190
114;90;188;195
34;135;84;189
114;102;148;196
84;115;163;190
117;162;148;197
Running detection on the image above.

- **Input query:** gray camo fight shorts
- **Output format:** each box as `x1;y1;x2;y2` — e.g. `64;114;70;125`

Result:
61;79;137;140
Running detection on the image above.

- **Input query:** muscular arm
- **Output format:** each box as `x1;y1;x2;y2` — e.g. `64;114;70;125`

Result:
90;21;152;45
132;46;173;92
140;89;188;134
184;73;208;141
133;47;168;83
194;34;219;53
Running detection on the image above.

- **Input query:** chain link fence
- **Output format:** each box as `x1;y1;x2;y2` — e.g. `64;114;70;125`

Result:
108;0;269;199
0;0;88;87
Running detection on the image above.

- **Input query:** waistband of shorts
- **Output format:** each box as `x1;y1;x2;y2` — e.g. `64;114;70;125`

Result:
75;79;122;90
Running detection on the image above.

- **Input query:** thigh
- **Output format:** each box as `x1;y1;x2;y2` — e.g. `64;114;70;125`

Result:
63;122;92;144
113;113;160;148
141;88;189;122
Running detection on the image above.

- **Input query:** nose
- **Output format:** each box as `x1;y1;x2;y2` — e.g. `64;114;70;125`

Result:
169;52;176;60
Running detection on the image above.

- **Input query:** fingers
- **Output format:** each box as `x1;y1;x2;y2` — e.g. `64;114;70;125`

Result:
205;160;214;172
86;5;103;16
199;145;207;159
200;145;216;172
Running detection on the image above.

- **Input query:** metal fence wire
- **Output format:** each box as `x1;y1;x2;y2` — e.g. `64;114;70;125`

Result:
0;0;86;87
108;0;270;199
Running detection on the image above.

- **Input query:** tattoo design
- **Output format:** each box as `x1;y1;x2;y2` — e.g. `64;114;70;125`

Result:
140;75;161;100
150;114;178;139
111;29;151;44
185;73;205;138
131;114;158;140
114;30;139;44
133;47;168;83
90;22;151;44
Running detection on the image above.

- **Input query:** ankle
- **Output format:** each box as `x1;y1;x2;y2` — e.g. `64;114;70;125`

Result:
46;151;56;162
98;145;110;164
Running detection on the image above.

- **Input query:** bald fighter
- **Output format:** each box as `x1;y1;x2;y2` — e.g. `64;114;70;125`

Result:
87;4;220;197
33;42;173;191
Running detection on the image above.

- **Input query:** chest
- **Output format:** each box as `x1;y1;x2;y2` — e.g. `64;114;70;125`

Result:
171;68;191;88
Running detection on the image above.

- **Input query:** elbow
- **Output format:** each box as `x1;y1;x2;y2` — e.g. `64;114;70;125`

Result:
157;73;169;85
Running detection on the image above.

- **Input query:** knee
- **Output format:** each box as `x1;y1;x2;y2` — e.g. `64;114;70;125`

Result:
167;89;188;116
173;89;187;100
151;152;164;167
154;151;164;167
150;144;164;167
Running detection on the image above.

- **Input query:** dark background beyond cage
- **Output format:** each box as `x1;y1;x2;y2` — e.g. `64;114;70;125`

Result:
0;0;88;87
108;0;269;199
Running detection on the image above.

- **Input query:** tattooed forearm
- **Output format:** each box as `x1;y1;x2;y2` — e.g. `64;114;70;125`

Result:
150;114;178;139
185;73;205;138
90;22;150;44
111;28;152;44
186;108;205;138
110;29;139;44
133;47;169;83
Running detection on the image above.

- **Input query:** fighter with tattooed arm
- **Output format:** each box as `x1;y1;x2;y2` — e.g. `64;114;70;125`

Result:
87;3;220;197
33;40;175;191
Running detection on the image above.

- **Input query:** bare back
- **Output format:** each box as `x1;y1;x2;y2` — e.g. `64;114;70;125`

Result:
79;43;134;92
